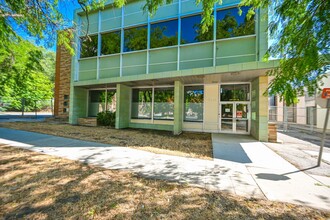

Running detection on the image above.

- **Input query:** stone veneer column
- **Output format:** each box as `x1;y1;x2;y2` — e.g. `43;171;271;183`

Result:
251;75;269;141
173;81;183;135
115;84;131;129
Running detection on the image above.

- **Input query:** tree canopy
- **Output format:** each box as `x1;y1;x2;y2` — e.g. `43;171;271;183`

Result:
0;39;54;111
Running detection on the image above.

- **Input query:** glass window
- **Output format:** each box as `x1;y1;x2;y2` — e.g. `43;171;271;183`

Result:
88;90;116;116
181;14;213;44
153;88;174;120
184;86;204;122
220;84;250;101
124;25;147;52
131;88;152;119
216;6;255;39
150;19;178;48
80;35;98;58
101;31;121;55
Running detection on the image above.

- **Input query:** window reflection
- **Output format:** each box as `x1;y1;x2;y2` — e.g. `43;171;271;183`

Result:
154;88;174;120
80;35;98;58
216;6;255;39
131;88;152;119
184;86;204;122
150;19;178;48
88;90;116;116
101;31;121;55
220;84;250;101
181;14;213;44
124;25;147;52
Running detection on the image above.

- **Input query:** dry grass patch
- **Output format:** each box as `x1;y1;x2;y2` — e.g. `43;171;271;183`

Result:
1;145;329;219
0;121;212;159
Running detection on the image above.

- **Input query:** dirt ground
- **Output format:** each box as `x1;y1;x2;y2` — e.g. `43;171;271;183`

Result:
1;145;329;220
0;121;213;159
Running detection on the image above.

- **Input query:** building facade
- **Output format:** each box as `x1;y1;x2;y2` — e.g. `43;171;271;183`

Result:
68;0;277;141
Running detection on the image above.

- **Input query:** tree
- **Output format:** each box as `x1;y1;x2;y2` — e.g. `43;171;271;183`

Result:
0;39;54;111
239;0;330;105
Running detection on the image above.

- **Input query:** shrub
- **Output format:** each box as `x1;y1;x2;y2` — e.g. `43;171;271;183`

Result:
97;111;116;127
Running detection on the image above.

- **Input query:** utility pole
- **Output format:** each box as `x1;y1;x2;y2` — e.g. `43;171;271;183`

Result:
318;89;330;166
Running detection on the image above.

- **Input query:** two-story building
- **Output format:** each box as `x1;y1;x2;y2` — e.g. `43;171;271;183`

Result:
56;0;277;141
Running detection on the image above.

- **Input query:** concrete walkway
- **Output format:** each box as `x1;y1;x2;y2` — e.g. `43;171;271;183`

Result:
0;128;329;210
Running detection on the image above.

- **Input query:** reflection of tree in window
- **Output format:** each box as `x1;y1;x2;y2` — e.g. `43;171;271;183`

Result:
181;15;212;44
101;31;121;55
154;88;174;120
220;84;250;101
150;20;178;48
131;89;152;119
216;6;255;39
184;86;204;122
124;26;147;52
80;35;98;58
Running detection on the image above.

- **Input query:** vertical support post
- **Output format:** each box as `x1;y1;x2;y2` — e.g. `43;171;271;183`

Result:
213;3;217;66
146;14;150;74
283;105;288;132
177;0;181;71
174;80;183;135
317;99;330;166
310;107;314;132
96;10;101;80
120;7;124;77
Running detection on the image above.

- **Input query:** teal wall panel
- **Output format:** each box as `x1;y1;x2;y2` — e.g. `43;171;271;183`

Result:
180;43;213;69
129;123;173;131
99;55;120;78
101;7;122;32
80;12;98;35
150;0;179;21
122;52;147;76
124;1;147;26
149;48;177;73
79;59;97;81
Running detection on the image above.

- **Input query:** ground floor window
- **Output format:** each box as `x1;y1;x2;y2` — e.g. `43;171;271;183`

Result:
131;88;152;119
220;84;250;101
88;89;116;117
153;88;174;120
131;87;174;120
184;86;204;122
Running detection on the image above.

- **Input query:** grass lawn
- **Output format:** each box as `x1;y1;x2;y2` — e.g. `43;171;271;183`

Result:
0;121;212;159
1;145;329;219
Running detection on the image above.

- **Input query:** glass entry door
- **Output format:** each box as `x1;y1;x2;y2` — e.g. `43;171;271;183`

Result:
220;102;249;133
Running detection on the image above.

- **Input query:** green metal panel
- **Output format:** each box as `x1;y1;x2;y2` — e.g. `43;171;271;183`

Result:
79;59;97;81
69;87;88;124
181;0;202;14
80;12;98;35
180;43;213;70
149;48;177;73
129;123;173;131
124;1;147;26
150;0;179;21
122;51;147;76
99;55;120;78
101;7;122;32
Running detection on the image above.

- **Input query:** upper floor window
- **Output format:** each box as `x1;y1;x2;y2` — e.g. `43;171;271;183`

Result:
101;31;121;55
80;35;98;58
150;19;178;49
181;14;213;44
216;6;255;39
124;25;147;52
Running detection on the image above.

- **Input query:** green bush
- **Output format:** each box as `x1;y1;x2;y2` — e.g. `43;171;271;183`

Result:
97;111;116;127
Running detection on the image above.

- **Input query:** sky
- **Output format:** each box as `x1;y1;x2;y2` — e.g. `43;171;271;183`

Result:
16;1;79;52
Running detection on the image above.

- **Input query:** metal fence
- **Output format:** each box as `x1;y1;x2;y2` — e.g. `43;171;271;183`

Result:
269;106;318;132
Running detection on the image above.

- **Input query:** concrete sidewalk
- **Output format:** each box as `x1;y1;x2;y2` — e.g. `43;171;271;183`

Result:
0;128;329;210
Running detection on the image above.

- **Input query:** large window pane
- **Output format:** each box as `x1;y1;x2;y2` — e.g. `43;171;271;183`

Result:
184;86;204;122
124;25;147;52
88;89;116;116
153;88;174;120
101;31;121;55
131;88;152;119
220;84;250;101
216;6;255;39
150;19;178;48
80;35;98;58
181;14;213;44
